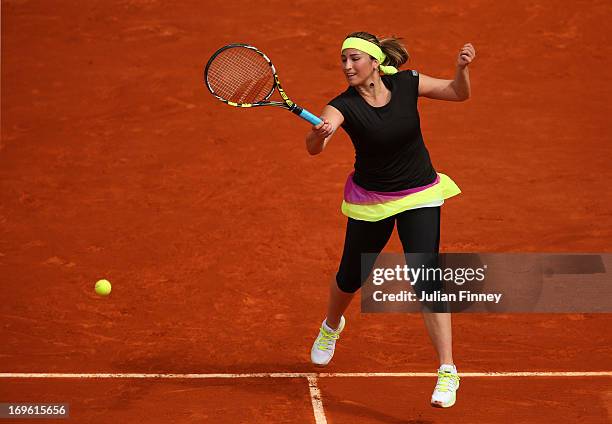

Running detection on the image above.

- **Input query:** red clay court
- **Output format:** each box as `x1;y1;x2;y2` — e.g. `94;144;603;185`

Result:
1;1;611;423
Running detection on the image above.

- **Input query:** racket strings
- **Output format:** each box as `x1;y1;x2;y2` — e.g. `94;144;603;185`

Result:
207;47;275;104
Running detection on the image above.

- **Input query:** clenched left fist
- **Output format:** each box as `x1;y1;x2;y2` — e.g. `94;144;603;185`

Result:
457;43;476;68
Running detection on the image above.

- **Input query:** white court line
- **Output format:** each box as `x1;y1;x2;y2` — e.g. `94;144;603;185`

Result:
306;375;327;424
3;371;610;424
1;371;611;378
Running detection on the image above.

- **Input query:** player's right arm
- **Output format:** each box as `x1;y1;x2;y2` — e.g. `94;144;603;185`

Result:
305;105;344;155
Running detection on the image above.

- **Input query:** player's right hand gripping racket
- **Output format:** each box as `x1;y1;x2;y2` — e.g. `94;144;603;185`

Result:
204;43;322;126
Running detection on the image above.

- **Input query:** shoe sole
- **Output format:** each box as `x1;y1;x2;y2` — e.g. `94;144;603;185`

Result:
311;353;333;367
430;398;456;408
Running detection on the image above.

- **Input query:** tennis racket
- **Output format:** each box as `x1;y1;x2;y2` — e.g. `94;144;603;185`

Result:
204;43;322;126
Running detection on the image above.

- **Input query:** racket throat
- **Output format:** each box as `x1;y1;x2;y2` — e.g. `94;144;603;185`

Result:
289;104;304;116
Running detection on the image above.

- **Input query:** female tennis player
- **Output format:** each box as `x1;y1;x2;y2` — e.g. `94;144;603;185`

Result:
306;32;475;408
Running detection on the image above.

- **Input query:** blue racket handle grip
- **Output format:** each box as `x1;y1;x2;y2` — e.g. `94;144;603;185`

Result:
300;109;323;126
293;107;322;126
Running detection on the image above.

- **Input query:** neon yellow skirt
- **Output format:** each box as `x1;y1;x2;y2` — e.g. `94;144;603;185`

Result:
341;173;461;222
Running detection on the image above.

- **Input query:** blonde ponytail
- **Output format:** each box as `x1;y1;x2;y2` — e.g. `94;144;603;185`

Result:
379;36;409;68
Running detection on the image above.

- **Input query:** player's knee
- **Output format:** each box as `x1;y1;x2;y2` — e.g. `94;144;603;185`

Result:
336;271;360;294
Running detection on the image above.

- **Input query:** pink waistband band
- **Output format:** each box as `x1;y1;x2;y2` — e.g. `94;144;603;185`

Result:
344;172;440;205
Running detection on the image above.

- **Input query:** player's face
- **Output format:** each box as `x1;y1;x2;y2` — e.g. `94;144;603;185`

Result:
341;48;378;86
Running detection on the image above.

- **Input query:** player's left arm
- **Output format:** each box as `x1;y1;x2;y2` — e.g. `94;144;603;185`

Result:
418;43;476;101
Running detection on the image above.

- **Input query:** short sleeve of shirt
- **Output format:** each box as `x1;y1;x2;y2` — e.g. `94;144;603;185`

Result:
397;69;420;98
328;94;349;124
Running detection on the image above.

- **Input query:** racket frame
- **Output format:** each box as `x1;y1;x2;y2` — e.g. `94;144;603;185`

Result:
204;43;322;125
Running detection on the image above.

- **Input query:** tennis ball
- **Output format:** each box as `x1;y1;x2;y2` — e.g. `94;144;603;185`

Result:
95;279;112;296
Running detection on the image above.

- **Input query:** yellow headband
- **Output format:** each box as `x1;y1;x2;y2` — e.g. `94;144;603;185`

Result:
341;37;398;75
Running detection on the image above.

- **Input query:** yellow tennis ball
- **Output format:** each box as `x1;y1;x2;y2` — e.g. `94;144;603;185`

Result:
95;279;112;296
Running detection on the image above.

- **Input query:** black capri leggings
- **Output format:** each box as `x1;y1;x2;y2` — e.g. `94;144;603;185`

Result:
336;206;441;294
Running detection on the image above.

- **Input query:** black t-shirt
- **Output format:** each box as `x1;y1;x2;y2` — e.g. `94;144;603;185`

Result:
328;70;437;192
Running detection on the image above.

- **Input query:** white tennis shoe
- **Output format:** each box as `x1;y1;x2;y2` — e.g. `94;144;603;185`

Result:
431;364;460;408
310;316;346;367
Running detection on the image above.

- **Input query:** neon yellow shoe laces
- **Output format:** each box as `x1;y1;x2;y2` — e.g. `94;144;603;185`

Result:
435;370;460;392
315;326;340;351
